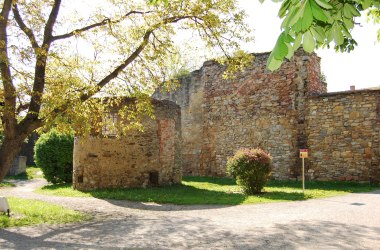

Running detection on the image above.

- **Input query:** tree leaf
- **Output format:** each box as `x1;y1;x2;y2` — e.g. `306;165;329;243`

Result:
314;0;333;9
303;30;315;52
302;1;313;31
347;4;361;17
310;0;328;22
326;28;334;43
343;17;355;29
288;5;305;27
285;43;294;59
278;0;292;17
310;26;325;42
267;53;284;71
272;32;289;60
293;19;303;32
361;0;372;9
343;4;353;18
333;24;344;45
293;33;303;50
283;33;295;43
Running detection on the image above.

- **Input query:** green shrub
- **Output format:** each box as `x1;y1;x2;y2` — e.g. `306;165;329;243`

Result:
34;129;74;184
226;148;272;194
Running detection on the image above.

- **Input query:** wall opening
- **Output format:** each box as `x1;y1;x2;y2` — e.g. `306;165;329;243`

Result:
77;175;83;183
149;171;159;186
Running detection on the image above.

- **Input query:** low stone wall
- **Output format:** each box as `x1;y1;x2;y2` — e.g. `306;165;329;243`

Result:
73;99;182;190
306;90;380;182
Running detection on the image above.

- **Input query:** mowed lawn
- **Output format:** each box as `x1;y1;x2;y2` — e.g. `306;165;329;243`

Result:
36;176;379;205
0;197;90;228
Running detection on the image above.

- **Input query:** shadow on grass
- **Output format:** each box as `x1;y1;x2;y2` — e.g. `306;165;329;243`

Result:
39;177;380;206
39;183;310;207
0;182;15;188
183;176;236;186
4;172;29;181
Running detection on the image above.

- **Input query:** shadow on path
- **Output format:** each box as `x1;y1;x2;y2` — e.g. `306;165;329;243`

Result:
1;216;379;249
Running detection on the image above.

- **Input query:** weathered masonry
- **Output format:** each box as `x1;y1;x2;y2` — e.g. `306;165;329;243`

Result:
73;99;182;190
306;90;380;182
154;49;380;182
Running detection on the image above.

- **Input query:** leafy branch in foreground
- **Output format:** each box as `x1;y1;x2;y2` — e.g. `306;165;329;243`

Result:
261;0;380;70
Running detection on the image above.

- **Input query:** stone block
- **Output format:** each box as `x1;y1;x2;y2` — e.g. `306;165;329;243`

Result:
7;156;27;176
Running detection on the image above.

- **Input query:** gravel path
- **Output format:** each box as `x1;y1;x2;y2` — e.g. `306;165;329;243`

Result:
0;179;380;249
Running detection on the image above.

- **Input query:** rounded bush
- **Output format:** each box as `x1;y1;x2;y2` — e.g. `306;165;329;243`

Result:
226;148;272;194
34;129;74;184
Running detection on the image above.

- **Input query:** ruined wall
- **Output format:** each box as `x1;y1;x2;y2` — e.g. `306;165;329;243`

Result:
154;49;326;179
73;99;182;190
306;90;380;182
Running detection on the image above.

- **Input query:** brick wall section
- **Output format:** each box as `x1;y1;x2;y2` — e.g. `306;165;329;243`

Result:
155;49;325;179
73;99;182;190
306;90;380;182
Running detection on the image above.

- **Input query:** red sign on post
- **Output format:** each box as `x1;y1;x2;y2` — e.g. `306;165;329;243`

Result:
299;149;308;158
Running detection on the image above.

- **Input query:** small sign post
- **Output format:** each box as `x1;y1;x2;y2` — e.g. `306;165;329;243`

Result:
299;149;309;193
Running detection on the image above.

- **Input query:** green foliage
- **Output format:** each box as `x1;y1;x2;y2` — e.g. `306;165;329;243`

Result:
0;182;15;188
37;176;379;205
0;197;89;228
226;148;272;194
34;130;74;184
263;0;380;70
368;7;380;40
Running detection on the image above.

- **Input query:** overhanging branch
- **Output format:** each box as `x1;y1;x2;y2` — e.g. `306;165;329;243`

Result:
12;4;40;50
52;10;153;41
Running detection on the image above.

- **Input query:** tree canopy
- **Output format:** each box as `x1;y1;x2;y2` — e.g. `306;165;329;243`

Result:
0;0;252;180
262;0;380;70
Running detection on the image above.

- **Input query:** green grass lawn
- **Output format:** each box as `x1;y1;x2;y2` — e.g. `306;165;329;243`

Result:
0;182;15;188
36;176;380;205
5;166;43;180
1;166;43;188
0;197;90;228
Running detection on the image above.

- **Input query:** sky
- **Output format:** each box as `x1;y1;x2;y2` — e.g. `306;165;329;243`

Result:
64;0;380;93
239;0;380;92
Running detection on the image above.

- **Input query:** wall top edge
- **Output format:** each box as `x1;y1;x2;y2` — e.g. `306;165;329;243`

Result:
309;88;380;98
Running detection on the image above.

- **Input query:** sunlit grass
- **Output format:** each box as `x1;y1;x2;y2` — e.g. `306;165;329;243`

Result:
0;197;90;228
36;176;379;205
0;182;15;188
4;166;43;180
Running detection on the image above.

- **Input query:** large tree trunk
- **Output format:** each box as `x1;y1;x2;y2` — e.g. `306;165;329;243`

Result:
0;136;27;181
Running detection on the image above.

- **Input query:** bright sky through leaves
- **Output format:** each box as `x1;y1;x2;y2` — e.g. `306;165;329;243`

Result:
239;0;380;92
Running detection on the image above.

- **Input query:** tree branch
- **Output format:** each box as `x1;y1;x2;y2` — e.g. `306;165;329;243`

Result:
24;0;62;124
0;0;17;137
48;15;193;118
16;102;29;114
52;10;152;41
43;0;61;46
79;15;193;102
12;4;40;49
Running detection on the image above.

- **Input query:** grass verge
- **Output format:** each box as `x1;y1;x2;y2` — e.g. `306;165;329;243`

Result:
0;197;90;228
5;166;43;180
0;182;15;188
36;176;379;205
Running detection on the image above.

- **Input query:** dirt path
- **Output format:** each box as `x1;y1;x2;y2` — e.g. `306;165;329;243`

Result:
1;180;380;249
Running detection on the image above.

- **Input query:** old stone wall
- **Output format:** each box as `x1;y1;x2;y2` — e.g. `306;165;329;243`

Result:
306;90;380;182
73;99;182;190
154;49;326;179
